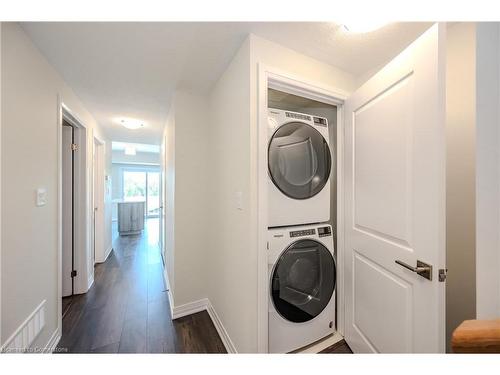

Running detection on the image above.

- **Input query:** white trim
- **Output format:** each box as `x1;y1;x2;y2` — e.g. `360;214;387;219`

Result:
56;96;63;346
87;272;94;290
57;98;90;342
163;267;174;317
256;63;348;353
206;300;237;354
267;67;349;105
336;102;346;337
171;298;208;320
0;300;46;353
44;328;61;353
167;295;237;354
92;135;106;264
100;245;113;263
0;21;3;347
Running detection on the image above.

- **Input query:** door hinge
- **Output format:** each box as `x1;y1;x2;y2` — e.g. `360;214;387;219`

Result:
71;143;78;151
438;268;447;282
71;270;77;278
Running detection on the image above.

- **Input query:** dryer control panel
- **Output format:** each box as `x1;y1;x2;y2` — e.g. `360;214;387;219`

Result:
290;228;316;238
318;226;332;237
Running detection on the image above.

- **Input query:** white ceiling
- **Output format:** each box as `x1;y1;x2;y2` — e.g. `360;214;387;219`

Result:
112;142;160;153
21;22;431;144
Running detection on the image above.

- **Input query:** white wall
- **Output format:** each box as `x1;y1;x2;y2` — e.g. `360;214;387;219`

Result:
205;37;253;352
171;90;209;306
445;22;476;351
475;22;500;319
111;150;159;165
1;23;111;348
202;35;357;353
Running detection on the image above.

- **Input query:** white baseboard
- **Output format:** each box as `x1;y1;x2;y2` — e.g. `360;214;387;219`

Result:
44;328;61;353
103;245;113;262
206;300;237;353
172;298;209;319
162;265;236;353
87;273;94;290
1;300;46;353
166;290;237;353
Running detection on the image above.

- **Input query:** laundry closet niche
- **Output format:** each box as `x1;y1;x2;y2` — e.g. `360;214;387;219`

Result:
267;88;338;246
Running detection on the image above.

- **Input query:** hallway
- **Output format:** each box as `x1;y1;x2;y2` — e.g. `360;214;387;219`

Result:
57;219;226;353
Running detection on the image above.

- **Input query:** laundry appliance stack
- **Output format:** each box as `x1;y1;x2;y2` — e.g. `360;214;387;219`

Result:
266;108;337;353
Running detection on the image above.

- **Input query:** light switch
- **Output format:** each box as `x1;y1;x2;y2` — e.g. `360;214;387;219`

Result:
36;188;47;207
235;191;243;211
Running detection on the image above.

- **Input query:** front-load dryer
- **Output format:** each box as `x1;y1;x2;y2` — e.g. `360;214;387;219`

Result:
267;108;332;228
268;224;336;353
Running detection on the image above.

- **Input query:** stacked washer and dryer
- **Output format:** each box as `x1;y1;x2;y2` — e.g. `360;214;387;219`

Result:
267;108;336;353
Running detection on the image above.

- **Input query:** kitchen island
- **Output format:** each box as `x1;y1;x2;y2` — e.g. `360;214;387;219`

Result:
116;199;145;236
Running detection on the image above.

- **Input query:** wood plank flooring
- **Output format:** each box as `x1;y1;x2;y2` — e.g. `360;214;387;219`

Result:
319;339;353;354
57;218;352;354
57;219;226;354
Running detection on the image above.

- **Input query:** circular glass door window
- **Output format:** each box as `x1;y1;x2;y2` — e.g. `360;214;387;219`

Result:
271;239;336;323
268;122;331;200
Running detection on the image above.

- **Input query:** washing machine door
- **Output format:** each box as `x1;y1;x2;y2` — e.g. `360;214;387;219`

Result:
271;239;336;323
268;122;331;200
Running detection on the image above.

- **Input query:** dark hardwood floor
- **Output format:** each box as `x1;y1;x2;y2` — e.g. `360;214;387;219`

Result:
319;339;353;354
57;219;226;354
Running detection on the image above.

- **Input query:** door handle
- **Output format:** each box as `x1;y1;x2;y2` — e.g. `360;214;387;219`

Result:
395;260;433;281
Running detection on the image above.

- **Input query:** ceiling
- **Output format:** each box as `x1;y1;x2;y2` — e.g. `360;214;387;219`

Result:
112;142;160;153
21;22;431;144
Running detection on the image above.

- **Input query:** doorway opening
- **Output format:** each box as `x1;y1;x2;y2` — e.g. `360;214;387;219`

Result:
256;67;346;353
62;120;76;300
58;103;90;332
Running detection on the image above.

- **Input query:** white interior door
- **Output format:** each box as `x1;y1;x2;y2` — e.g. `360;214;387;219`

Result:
344;24;446;353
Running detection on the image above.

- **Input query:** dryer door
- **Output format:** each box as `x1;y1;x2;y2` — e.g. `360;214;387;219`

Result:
268;122;331;200
271;239;336;323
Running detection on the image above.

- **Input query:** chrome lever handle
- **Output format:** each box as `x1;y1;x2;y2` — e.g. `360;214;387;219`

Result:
395;259;433;281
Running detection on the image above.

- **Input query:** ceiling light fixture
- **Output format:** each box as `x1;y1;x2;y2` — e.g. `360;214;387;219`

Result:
341;21;388;34
117;118;145;130
124;145;136;156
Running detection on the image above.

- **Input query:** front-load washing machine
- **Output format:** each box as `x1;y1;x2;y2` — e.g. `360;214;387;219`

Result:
268;224;336;353
268;108;332;228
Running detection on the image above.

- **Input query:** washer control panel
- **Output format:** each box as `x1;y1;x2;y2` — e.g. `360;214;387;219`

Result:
313;116;328;127
318;226;332;237
290;228;316;238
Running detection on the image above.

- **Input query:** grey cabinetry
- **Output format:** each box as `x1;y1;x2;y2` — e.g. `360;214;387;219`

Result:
118;201;145;235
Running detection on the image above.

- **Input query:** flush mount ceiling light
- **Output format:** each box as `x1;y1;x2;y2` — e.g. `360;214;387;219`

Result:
117;118;145;130
341;21;389;34
124;145;136;156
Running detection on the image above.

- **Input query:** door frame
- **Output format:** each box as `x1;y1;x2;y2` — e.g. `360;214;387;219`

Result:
57;98;90;335
256;64;349;353
92;134;106;263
